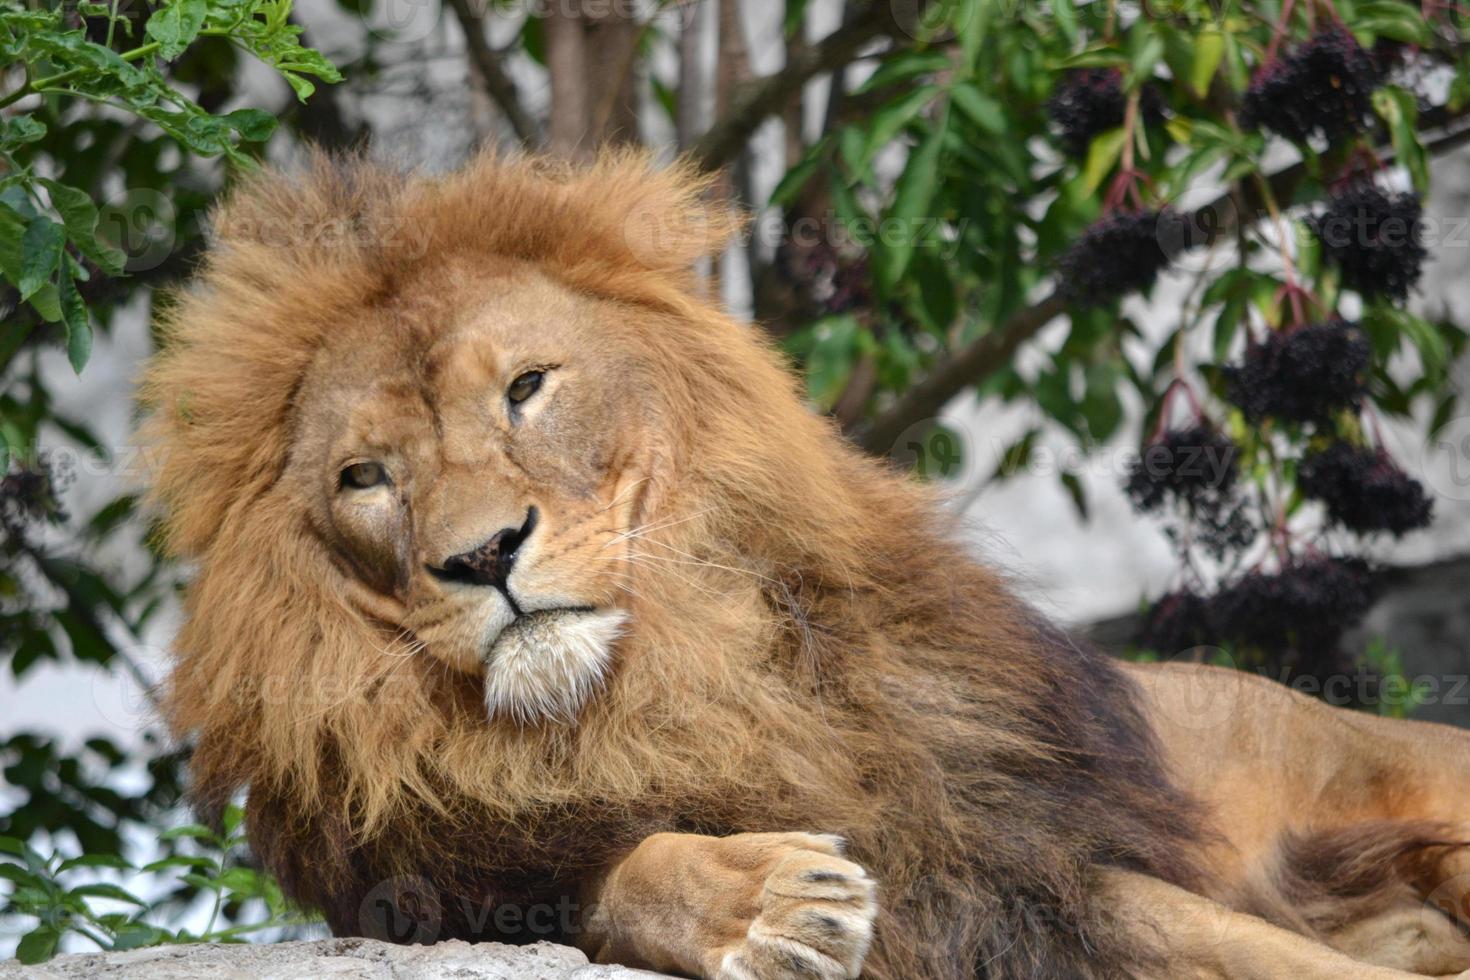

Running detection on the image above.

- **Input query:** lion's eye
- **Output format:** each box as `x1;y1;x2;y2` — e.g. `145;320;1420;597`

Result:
341;461;390;490
507;370;544;406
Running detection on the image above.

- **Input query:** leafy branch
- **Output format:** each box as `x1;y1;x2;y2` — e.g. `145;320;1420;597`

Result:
0;806;314;964
0;0;339;373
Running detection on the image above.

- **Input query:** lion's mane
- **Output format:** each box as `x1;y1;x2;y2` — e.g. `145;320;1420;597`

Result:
142;151;1200;979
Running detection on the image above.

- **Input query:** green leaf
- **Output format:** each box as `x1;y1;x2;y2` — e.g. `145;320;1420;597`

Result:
854;51;951;95
1054;48;1129;70
215;866;263;895
0;201;26;285
1081;127;1126;196
1353;0;1433;45
859;85;940;174
769;148;825;208
16;926;59;965
3;115;46;144
1059;470;1089;519
1373;306;1449;374
1128;33;1165;85
909;248;957;331
874;113;946;293
112;922;166;950
181;871;225;892
141;854;217;873
1189;29;1225;98
18;217;65;300
801;314;862;409
1221;30;1250;92
1213;293;1246;360
282;72;317;103
1081;362;1123;441
39;179;126;275
29;283;63;323
954;0;985;71
1050;0;1078;46
145;0;208;60
71;882;148;906
58;853;131;872
0;863;40;886
57;265;91;373
783;0;810;36
224;108;278;143
950;83;1006;136
158;824;214;842
111;928;165;952
1373;87;1429;194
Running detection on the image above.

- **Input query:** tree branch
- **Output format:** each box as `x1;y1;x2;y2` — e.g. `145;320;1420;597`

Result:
850;110;1470;457
690;2;893;172
675;0;708;149
585;2;642;145
850;294;1067;454
546;1;591;158
445;0;542;147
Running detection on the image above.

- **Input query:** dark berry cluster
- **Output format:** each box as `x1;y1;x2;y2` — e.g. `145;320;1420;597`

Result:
1139;558;1377;665
1224;320;1370;425
1210;557;1377;653
1240;27;1380;144
0;461;67;548
1137;589;1214;656
1125;425;1238;512
1299;441;1433;536
826;255;872;314
1308;182;1426;301
1056;210;1187;306
1173;497;1258;561
1125;424;1255;560
780;241;872;317
1047;70;1164;158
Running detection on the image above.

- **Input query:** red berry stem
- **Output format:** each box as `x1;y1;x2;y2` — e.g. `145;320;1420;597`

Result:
1148;378;1205;442
1264;0;1296;64
1331;145;1385;191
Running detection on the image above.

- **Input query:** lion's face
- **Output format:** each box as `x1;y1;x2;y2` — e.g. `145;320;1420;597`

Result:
288;262;654;724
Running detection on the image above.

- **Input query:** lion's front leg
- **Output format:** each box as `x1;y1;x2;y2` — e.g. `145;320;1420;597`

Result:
577;831;877;980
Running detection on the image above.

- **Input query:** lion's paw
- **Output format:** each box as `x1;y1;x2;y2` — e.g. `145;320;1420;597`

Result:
714;834;877;980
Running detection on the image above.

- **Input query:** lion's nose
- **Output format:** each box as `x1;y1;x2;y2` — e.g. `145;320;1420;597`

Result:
430;506;539;593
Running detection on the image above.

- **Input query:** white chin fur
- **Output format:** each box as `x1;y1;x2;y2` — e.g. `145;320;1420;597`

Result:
482;609;627;725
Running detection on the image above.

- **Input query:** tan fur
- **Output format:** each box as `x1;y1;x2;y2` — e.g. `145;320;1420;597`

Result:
141;151;1470;979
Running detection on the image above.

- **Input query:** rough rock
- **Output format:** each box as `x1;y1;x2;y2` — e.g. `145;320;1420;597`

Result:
0;938;675;979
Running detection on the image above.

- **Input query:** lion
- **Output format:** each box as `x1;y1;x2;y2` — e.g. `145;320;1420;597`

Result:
140;150;1470;980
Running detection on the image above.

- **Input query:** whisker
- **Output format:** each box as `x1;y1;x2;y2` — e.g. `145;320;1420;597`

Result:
607;510;711;547
594;476;650;516
596;553;726;599
628;536;778;586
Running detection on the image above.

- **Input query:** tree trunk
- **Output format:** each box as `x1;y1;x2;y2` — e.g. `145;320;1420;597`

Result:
546;3;590;158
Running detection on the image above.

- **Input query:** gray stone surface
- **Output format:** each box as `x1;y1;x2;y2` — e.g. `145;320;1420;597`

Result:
0;938;674;980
